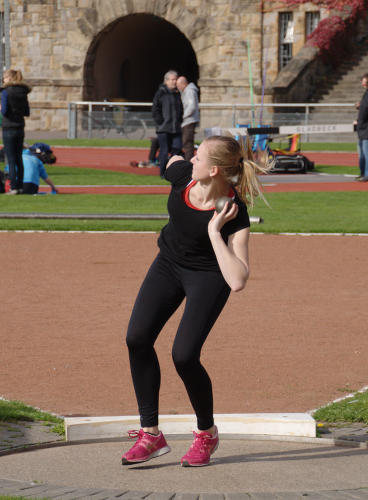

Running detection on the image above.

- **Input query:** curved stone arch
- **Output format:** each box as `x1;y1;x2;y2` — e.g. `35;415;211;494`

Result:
92;0;209;43
82;6;203;102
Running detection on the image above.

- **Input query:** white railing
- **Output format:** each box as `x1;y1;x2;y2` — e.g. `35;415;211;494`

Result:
68;101;357;141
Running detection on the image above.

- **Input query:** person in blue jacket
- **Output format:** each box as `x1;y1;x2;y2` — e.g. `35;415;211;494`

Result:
1;69;31;194
5;147;58;194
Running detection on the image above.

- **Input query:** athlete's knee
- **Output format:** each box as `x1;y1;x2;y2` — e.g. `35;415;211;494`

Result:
172;347;198;374
126;327;152;353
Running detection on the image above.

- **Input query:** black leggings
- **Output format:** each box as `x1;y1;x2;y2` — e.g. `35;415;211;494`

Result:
23;182;38;194
126;253;231;430
3;128;24;191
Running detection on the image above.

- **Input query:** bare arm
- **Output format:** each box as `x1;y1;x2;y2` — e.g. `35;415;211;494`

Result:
44;177;58;193
208;203;250;292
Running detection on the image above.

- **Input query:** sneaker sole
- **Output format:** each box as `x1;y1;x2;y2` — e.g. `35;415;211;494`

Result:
181;459;210;467
121;445;171;465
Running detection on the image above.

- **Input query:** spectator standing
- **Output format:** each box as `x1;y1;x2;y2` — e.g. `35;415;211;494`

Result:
356;73;368;182
177;76;200;161
152;70;183;177
148;136;159;166
1;69;31;194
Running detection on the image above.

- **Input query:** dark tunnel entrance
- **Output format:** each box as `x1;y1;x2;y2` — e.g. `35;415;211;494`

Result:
83;13;199;102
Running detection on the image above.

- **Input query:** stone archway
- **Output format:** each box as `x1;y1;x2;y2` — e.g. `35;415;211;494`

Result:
83;13;199;102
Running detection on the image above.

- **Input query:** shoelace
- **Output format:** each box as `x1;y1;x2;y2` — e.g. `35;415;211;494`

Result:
127;429;142;440
126;429;148;450
127;429;157;448
190;431;213;453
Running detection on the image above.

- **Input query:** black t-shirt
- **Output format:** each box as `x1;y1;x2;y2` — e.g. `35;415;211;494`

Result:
158;160;250;271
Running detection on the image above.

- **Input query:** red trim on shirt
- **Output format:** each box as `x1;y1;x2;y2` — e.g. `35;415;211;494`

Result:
182;181;235;211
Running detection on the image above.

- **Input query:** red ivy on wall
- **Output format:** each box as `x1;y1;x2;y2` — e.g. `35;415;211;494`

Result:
306;16;349;60
275;0;367;65
277;0;363;11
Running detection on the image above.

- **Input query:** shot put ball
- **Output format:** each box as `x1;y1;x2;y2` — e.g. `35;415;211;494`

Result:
215;196;234;213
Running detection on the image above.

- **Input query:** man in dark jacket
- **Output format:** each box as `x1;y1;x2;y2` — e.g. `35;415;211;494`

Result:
152;70;183;177
356;73;368;182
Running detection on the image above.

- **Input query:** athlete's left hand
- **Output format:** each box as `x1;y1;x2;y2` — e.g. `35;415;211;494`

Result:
208;201;238;235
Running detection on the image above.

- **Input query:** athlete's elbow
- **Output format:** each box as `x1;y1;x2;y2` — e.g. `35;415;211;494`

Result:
230;269;249;292
230;277;247;292
231;284;243;292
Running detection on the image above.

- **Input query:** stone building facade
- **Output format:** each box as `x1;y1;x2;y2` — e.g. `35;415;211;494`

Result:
1;0;324;131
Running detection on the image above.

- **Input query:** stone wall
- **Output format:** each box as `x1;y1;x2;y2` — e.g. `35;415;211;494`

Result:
272;6;368;103
262;2;326;99
0;0;324;132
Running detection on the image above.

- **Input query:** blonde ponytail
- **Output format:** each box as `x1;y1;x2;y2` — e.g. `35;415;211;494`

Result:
238;135;272;207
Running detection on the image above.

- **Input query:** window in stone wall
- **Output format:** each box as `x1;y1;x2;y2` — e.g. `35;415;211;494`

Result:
279;12;293;69
306;11;320;38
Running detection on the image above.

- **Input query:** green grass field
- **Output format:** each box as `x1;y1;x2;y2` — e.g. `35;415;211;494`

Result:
313;164;358;175
0;399;64;436
0;497;51;500
40;165;167;185
19;163;361;185
313;389;368;425
0;137;357;151
0;191;366;233
0;150;366;233
0;162;360;186
25;138;152;148
0;399;61;424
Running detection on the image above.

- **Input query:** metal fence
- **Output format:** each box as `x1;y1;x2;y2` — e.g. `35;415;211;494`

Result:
68;101;358;142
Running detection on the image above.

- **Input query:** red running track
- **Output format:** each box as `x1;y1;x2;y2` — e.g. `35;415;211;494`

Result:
54;147;158;175
54;147;359;171
306;152;358;167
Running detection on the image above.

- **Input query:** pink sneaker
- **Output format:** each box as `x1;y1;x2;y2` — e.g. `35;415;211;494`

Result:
181;426;219;467
121;429;171;465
